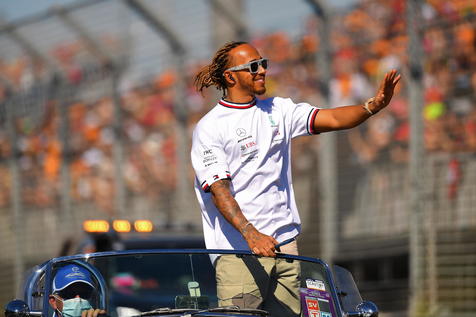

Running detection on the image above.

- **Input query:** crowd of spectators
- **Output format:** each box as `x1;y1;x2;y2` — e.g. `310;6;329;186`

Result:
0;0;474;215
340;0;476;165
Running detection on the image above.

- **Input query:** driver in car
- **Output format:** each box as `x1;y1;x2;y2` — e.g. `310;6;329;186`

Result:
48;264;106;317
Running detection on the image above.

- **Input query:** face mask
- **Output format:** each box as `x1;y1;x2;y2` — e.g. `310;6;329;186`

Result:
60;298;93;317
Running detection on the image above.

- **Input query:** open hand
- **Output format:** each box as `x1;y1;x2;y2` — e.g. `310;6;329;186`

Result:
370;69;401;113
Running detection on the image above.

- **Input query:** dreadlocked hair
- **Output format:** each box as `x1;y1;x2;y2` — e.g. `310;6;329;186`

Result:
194;41;248;96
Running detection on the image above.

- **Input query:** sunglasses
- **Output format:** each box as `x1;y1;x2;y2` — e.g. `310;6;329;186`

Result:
226;58;268;74
56;283;94;300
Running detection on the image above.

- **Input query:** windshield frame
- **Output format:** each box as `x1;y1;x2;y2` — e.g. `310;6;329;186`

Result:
41;249;344;317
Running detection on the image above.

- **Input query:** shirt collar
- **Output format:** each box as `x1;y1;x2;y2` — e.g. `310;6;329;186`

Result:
219;98;256;109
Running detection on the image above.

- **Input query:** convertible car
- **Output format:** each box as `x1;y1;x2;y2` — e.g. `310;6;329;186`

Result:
4;250;378;317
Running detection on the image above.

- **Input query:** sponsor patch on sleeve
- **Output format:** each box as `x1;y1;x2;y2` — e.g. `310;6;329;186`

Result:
202;149;218;167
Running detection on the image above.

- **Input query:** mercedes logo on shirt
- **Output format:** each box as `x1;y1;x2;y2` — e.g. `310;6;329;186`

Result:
236;128;246;137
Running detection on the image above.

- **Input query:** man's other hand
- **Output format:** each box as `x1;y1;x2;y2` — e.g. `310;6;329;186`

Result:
243;226;278;257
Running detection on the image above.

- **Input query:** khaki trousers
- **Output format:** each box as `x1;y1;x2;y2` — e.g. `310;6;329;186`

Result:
215;240;300;317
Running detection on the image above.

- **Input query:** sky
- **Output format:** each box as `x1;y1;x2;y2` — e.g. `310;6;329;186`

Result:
0;0;79;21
0;0;357;22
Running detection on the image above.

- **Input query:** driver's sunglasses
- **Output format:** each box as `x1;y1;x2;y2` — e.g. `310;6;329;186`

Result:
57;283;94;300
226;58;268;74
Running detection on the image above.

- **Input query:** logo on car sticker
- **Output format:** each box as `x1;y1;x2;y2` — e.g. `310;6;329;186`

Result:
305;298;320;317
306;279;326;291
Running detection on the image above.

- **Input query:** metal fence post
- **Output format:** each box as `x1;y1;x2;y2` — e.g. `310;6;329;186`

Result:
306;0;336;264
57;78;74;230
173;52;191;223
407;0;426;316
5;97;24;296
111;65;127;217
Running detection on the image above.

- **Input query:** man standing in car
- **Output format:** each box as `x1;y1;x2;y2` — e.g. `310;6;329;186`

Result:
191;41;400;316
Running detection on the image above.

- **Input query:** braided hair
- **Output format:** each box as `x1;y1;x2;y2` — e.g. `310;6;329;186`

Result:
194;41;247;96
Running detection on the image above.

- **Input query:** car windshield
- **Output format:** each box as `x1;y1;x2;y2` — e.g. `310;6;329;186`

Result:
48;251;340;317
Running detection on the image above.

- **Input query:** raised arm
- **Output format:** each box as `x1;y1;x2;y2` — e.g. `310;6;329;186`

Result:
210;179;278;257
313;70;401;133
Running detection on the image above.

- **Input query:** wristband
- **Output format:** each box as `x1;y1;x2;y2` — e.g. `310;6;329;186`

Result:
241;221;253;233
363;97;375;115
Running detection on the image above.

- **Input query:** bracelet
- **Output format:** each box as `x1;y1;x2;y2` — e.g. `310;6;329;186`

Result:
363;97;375;115
241;221;253;233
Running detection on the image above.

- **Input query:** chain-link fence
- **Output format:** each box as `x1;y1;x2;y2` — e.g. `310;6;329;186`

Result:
1;1;475;316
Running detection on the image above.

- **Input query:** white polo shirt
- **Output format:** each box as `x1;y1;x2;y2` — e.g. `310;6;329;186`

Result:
191;96;319;251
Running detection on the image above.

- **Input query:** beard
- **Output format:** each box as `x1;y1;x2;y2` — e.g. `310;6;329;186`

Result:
252;77;266;95
254;86;266;95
